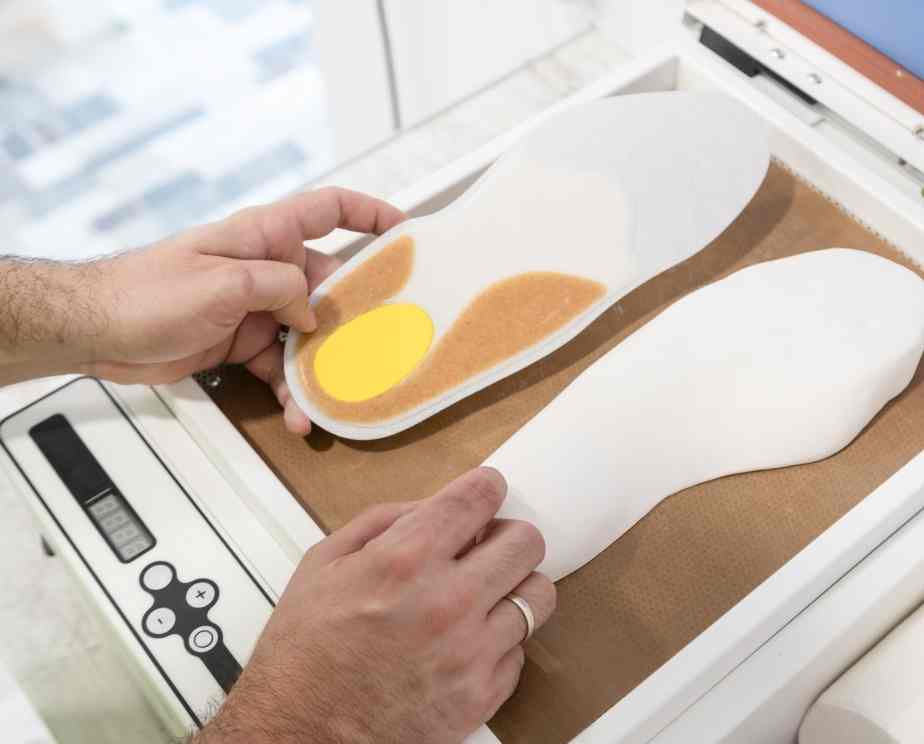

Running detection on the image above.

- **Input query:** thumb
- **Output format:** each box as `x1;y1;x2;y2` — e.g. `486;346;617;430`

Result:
235;260;317;332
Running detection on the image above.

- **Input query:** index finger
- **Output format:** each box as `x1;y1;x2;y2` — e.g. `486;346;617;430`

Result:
194;186;407;265
384;468;507;559
295;186;408;238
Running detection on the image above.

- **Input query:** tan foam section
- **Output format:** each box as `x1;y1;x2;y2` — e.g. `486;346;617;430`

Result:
209;163;924;743
297;236;605;422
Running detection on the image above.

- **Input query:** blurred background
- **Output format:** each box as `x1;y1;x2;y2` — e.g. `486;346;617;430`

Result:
0;0;597;259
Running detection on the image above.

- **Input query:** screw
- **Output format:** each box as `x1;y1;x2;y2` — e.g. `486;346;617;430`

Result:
808;72;822;85
754;19;767;31
770;48;785;60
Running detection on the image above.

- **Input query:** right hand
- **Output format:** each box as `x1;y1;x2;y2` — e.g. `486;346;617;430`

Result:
196;468;556;744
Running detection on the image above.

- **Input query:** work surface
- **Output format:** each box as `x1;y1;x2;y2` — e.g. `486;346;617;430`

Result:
209;163;924;744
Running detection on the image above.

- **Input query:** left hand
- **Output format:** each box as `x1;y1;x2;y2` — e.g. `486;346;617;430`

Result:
88;187;406;434
194;468;556;744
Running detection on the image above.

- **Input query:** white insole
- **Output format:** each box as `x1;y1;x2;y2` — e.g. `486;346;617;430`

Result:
286;91;769;439
488;249;924;581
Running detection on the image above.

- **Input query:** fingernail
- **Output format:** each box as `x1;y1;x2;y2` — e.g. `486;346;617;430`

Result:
303;306;318;333
285;402;311;436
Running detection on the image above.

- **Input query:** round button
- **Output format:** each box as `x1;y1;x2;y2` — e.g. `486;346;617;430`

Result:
144;607;176;637
185;581;218;609
188;625;219;654
141;563;174;592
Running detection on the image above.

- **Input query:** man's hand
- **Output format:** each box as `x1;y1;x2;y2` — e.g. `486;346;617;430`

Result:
91;187;405;433
195;468;556;744
0;187;405;433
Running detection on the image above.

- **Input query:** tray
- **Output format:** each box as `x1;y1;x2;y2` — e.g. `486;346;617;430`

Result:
206;161;924;743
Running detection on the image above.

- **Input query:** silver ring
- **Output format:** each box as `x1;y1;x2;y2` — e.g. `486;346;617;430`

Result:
504;593;535;642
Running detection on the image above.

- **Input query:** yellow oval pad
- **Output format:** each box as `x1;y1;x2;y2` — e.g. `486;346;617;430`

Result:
314;303;434;402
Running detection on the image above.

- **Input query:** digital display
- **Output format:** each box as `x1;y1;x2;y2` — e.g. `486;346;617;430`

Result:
85;492;154;561
30;414;155;562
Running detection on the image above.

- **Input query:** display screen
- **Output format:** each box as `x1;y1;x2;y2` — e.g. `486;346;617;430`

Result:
83;492;153;561
30;414;155;562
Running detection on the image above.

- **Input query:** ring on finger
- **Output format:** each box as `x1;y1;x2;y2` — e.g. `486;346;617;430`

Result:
503;593;536;642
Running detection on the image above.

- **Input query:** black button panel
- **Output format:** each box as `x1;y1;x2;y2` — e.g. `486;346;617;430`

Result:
139;561;241;692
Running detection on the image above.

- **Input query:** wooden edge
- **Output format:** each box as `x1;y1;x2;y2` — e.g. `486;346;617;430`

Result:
750;0;924;116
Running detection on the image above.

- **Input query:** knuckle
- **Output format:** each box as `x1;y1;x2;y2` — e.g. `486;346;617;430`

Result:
232;205;263;236
311;186;346;219
222;264;255;303
424;591;466;636
314;185;342;201
461;468;506;512
454;581;480;613
508;520;546;565
235;205;261;222
380;543;425;582
360;502;401;524
282;262;308;288
232;205;274;255
438;578;479;621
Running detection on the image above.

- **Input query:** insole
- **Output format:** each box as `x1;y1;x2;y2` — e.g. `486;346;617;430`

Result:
285;91;769;439
489;248;924;581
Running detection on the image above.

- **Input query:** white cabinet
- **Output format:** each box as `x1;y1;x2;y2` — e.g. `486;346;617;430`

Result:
314;0;593;162
312;0;398;165
384;0;592;125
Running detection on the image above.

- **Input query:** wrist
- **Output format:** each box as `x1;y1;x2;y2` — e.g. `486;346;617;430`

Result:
0;258;111;383
192;662;358;744
191;693;295;744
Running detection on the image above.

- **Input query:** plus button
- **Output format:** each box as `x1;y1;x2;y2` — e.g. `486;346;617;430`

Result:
185;580;218;609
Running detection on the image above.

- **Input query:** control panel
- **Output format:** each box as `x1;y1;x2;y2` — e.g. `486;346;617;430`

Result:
0;378;275;728
139;561;240;693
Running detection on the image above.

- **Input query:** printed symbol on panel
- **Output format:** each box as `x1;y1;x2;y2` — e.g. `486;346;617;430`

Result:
187;625;220;654
143;606;177;637
185;580;218;610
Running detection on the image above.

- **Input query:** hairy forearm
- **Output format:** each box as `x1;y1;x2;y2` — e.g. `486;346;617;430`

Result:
188;669;328;744
0;257;110;385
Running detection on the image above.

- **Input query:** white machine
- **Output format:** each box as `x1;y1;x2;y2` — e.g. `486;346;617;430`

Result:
0;377;301;731
2;2;924;742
